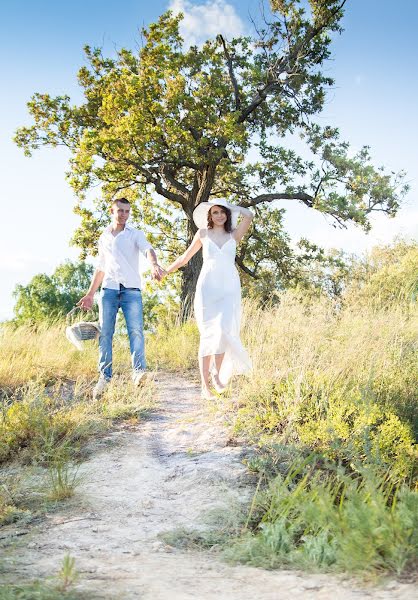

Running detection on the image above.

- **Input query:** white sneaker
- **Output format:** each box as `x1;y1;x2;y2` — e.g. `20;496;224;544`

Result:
132;370;147;387
93;377;108;399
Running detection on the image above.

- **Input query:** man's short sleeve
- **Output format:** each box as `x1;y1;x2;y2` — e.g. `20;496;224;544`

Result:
135;230;153;257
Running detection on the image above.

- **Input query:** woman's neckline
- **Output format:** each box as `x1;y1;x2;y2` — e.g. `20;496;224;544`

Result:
206;231;234;250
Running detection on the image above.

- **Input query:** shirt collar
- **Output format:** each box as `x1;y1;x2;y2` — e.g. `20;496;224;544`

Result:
105;223;133;235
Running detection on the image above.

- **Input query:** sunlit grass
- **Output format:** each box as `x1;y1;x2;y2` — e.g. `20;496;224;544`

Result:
0;282;417;577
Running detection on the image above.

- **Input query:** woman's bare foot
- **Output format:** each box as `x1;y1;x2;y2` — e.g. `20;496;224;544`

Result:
201;386;216;400
211;375;226;394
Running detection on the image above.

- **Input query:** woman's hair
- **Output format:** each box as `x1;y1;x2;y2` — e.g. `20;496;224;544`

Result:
207;205;233;232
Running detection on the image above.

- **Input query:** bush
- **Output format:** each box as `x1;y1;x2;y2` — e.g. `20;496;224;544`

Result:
12;261;94;325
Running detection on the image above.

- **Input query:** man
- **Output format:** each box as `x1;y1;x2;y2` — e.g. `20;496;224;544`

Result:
78;198;165;399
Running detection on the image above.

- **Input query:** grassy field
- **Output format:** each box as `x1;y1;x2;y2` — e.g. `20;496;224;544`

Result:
1;243;417;579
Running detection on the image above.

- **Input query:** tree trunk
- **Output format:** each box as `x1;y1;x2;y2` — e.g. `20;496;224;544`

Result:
179;216;202;322
180;251;202;322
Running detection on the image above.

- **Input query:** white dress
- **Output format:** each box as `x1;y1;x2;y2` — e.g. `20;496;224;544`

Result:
194;230;252;385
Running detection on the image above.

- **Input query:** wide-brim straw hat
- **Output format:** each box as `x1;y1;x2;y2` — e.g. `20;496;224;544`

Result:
192;198;240;229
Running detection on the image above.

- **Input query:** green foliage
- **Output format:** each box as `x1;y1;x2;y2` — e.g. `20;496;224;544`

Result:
225;460;418;575
234;376;416;479
345;241;418;307
14;2;408;306
12;260;94;325
294;380;416;478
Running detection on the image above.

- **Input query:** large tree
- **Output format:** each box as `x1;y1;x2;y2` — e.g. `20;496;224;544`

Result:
15;0;407;317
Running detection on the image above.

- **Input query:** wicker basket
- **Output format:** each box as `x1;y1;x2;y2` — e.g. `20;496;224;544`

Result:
65;307;101;350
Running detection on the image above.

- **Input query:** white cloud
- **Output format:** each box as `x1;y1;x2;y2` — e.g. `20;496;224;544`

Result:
168;0;246;47
298;207;418;255
278;197;418;257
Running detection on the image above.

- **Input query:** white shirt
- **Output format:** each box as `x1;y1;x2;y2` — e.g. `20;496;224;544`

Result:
97;224;153;290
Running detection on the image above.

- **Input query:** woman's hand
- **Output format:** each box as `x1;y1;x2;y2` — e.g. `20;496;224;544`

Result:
159;268;168;281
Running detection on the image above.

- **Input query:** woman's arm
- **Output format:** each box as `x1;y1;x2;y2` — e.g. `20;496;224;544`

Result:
165;231;203;275
232;207;254;243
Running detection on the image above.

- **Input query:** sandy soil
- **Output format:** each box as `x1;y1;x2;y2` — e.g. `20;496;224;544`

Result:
1;373;416;599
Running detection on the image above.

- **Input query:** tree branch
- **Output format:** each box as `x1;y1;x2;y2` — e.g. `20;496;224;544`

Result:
238;81;280;123
159;164;190;200
139;166;188;209
217;34;241;111
235;256;257;278
238;1;347;124
241;192;315;208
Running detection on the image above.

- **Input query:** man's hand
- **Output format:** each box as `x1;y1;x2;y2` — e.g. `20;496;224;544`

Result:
77;293;94;310
151;264;166;282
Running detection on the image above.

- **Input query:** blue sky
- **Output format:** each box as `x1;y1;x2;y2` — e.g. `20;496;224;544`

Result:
1;0;417;320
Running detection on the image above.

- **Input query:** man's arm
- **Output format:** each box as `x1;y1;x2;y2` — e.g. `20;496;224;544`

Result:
77;270;105;310
146;248;165;282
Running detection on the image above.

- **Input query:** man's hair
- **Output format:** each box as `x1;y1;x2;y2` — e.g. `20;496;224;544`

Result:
112;197;131;207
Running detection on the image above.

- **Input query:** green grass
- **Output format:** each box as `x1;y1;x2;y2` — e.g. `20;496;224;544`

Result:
146;319;199;372
230;294;417;479
0;374;156;532
0;583;83;600
0;376;156;466
224;458;418;576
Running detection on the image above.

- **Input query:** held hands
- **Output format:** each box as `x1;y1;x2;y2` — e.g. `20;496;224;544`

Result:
151;264;167;282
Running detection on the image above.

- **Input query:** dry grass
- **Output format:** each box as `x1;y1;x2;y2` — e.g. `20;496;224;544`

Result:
234;293;417;478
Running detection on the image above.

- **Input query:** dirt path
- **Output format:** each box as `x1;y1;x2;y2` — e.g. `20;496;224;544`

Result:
2;374;416;599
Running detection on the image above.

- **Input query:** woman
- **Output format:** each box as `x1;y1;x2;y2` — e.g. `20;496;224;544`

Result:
165;199;254;399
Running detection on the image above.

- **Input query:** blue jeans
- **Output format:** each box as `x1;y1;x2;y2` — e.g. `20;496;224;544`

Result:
98;286;146;380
